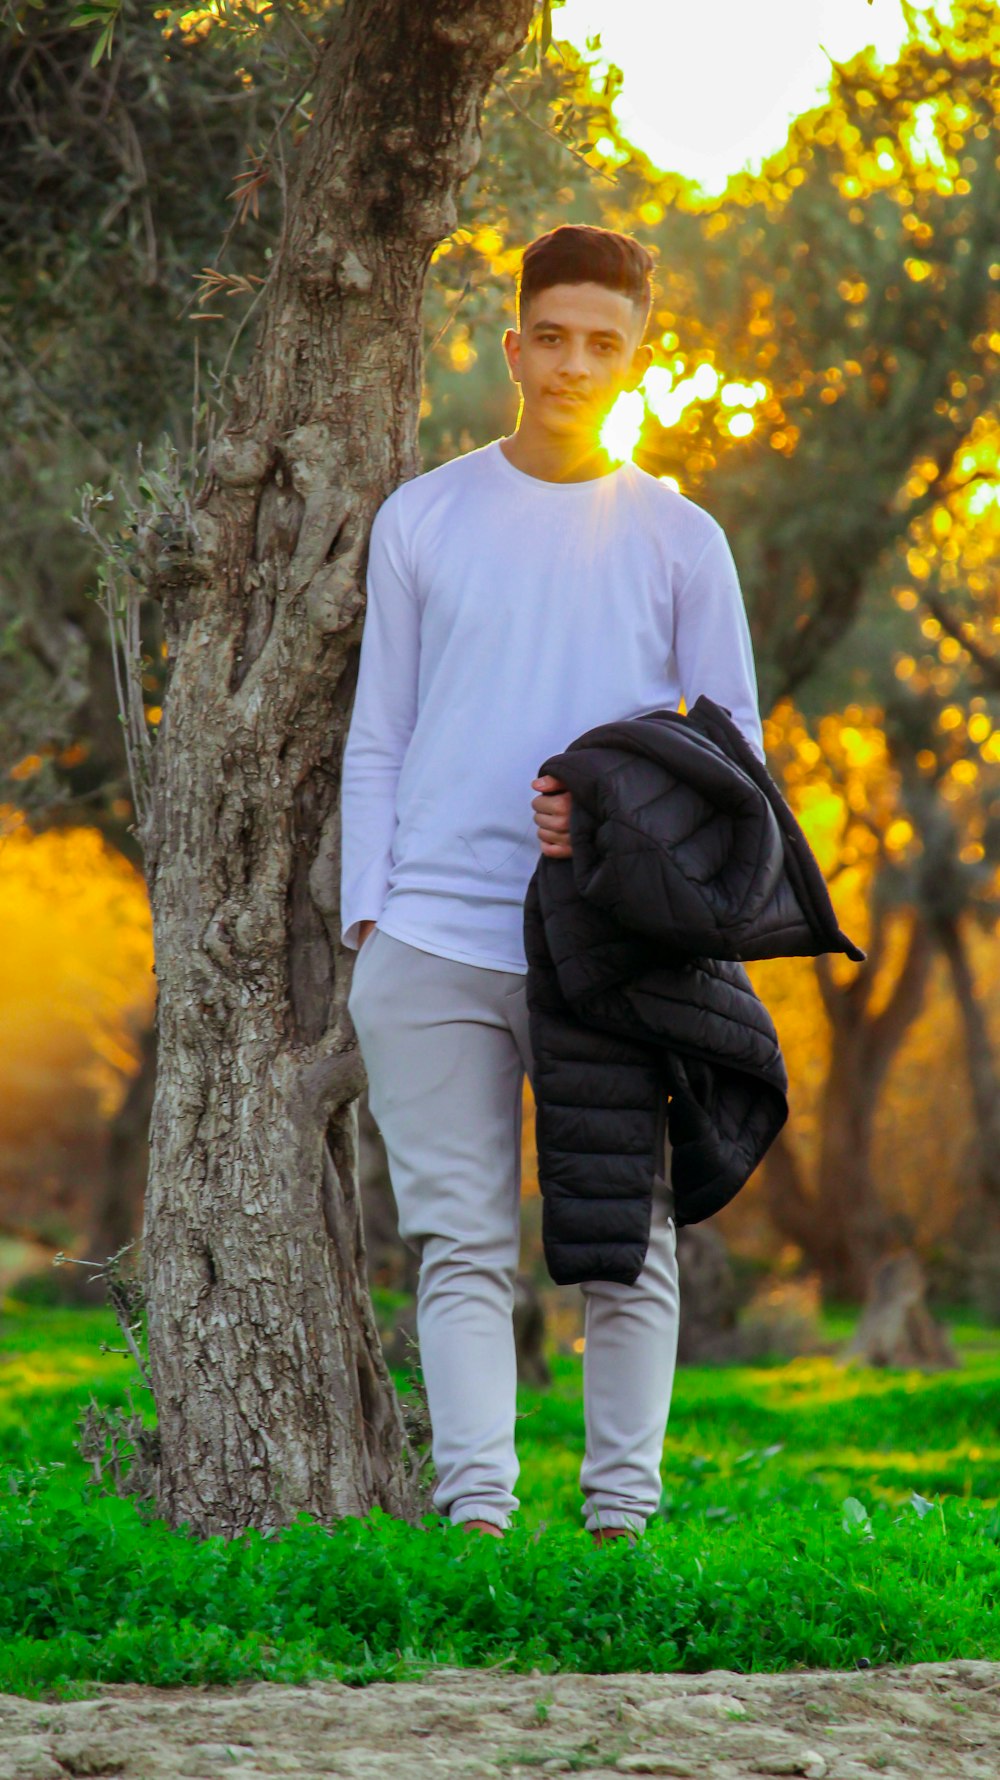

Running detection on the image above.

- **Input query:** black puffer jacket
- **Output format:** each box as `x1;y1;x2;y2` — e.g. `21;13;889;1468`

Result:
523;694;865;1288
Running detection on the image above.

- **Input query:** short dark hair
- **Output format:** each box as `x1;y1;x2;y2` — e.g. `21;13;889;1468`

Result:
517;224;655;330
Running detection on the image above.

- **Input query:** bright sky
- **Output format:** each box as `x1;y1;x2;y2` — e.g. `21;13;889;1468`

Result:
558;0;920;194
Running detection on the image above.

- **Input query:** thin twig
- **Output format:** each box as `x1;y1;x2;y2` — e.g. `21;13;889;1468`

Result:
192;330;201;462
269;0;317;59
104;567;143;826
128;576;145;774
111;1318;152;1392
494;76;618;187
215;280;268;395
176;71;315;324
427;275;485;353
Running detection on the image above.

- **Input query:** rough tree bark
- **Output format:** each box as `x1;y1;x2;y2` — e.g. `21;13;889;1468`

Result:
138;0;534;1537
763;906;933;1301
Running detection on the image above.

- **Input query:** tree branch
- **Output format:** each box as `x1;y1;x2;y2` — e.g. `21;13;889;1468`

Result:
813;951;847;1029
923;588;1000;692
867;910;933;1069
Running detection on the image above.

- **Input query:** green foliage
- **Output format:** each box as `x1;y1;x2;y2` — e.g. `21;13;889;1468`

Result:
5;0;997;820
68;1;122;67
0;0;281;821
1;1303;999;1697
0;0;625;816
626;0;1000;714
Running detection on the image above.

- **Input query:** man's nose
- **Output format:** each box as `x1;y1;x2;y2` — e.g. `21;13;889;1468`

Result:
558;345;589;382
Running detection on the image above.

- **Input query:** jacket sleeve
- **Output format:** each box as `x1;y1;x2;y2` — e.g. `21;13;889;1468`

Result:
672;524;766;764
339;491;420;951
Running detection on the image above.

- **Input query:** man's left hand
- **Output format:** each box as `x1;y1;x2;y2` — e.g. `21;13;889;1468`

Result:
532;775;572;857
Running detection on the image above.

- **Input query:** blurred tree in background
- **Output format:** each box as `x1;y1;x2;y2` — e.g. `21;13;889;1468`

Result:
1;0;999;1321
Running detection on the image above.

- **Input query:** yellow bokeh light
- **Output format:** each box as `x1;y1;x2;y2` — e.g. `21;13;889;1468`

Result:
603;356;765;458
839;726;878;768
474;225;504;259
158;0;272;42
642;362;719;430
885;819;914;852
0;822;154;1124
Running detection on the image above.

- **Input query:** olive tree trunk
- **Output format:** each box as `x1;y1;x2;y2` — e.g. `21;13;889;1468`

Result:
934;912;1000;1316
762;907;933;1302
139;0;534;1537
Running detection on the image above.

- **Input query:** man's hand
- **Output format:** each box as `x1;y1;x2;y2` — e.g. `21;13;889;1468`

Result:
532;774;572;858
357;919;377;949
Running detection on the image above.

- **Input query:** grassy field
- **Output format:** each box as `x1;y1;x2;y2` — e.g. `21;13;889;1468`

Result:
1;1296;998;1699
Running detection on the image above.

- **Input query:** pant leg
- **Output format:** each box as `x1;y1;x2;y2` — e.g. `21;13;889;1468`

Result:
348;927;528;1531
504;977;681;1536
576;1198;680;1535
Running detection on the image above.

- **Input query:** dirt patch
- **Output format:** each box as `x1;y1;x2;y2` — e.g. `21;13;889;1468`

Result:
1;1661;998;1779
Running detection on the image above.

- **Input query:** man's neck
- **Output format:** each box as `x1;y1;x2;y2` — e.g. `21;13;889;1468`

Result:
499;420;621;484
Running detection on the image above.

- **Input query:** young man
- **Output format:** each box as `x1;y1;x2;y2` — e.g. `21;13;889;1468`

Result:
341;224;765;1544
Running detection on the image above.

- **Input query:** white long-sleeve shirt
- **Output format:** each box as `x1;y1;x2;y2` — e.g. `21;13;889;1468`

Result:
340;438;765;972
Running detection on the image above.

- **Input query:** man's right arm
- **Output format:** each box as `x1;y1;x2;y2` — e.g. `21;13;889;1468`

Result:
340;491;420;952
672;522;766;765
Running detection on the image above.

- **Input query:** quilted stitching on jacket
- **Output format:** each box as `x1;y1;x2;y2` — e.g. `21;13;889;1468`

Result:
523;695;866;1287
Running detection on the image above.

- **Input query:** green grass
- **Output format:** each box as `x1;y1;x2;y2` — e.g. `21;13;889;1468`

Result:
1;1297;999;1698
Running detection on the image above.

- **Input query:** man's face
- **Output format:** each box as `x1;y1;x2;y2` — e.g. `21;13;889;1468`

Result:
503;281;650;441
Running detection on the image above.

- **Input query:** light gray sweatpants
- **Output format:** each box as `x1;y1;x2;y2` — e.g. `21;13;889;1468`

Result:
347;924;681;1535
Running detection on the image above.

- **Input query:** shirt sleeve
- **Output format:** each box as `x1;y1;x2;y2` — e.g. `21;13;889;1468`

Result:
672;523;766;765
339;491;420;951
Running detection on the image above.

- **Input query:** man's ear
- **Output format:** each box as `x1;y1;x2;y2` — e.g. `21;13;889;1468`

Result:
625;340;653;392
502;326;522;386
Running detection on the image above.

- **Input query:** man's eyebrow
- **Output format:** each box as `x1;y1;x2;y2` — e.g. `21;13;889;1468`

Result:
529;319;626;343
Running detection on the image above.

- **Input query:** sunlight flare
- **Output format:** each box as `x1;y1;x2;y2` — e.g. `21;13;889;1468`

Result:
600;388;645;462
